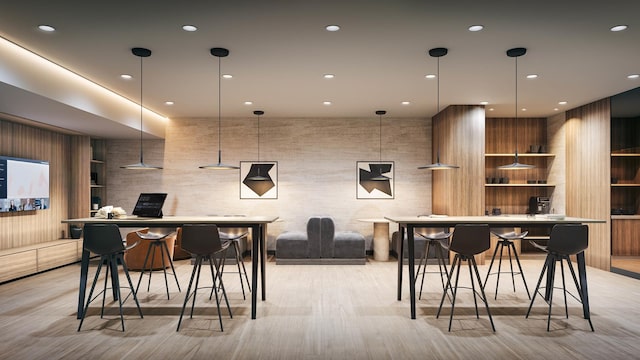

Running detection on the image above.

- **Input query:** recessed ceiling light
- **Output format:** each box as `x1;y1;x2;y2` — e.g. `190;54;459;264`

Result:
526;74;538;79
120;74;132;80
468;25;484;32
488;108;494;111
323;74;335;79
323;101;332;106
38;25;55;32
425;74;436;79
222;74;232;79
165;101;174;106
610;25;628;32
521;108;527;112
244;101;253;105
401;101;411;105
182;25;198;32
628;74;639;79
480;101;489;105
553;108;560;111
558;101;568;105
325;25;340;32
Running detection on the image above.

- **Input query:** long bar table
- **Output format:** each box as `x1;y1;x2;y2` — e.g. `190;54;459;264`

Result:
385;215;605;320
63;215;279;320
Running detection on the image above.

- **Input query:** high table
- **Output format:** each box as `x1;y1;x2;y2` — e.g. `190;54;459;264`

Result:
385;215;605;320
62;215;279;320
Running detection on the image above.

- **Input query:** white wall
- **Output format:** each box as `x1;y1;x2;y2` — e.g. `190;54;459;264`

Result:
106;116;433;250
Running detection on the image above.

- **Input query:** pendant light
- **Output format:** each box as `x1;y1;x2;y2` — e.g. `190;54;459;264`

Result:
199;47;240;170
418;47;459;170
498;47;534;170
247;110;269;181
370;110;389;181
121;47;163;170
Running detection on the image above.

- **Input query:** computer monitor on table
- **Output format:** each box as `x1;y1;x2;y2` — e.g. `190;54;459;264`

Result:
132;193;167;218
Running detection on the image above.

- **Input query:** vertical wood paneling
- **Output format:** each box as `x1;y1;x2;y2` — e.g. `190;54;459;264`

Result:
68;136;90;219
432;105;485;216
566;99;611;270
0;118;76;250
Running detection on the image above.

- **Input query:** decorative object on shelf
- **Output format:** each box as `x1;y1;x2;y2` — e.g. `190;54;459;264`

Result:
240;161;278;198
199;47;240;170
418;47;459;170
246;110;270;181
121;47;163;170
357;161;394;199
498;47;534;170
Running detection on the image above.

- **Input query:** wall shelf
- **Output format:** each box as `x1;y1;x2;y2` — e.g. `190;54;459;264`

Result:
485;184;555;187
485;153;556;157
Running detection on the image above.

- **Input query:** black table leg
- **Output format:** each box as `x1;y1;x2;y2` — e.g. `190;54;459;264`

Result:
260;224;266;301
408;225;416;319
397;225;405;301
251;224;260;319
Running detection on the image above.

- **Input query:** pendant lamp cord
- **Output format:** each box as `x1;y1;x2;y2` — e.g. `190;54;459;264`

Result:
379;113;382;162
139;55;144;163
257;114;261;162
514;55;519;157
217;55;222;162
435;56;441;163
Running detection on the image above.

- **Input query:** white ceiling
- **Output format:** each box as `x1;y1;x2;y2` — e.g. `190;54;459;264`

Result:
1;0;639;139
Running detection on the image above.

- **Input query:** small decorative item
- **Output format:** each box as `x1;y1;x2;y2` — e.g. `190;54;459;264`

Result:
240;161;278;199
357;161;394;199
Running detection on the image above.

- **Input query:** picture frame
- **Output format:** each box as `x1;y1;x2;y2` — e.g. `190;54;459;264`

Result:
356;161;394;199
240;161;278;199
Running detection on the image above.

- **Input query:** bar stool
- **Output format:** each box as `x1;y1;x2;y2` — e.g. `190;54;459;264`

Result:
483;230;531;300
414;230;452;300
134;229;181;300
526;224;594;331
78;224;143;332
220;229;251;300
177;224;232;332
436;224;495;332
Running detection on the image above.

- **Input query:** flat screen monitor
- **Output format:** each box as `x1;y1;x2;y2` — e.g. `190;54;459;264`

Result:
132;193;167;218
0;156;50;212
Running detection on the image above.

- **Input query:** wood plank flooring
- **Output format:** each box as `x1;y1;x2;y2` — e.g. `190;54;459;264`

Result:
1;257;639;360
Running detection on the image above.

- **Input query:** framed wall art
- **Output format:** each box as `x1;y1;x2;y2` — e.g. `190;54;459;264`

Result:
356;161;394;199
240;161;278;199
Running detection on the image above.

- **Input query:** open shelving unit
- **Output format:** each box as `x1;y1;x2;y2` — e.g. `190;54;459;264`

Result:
90;139;106;217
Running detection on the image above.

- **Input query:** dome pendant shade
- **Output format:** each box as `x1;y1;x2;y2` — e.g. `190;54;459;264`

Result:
499;47;534;170
121;47;162;170
200;47;239;170
418;47;459;170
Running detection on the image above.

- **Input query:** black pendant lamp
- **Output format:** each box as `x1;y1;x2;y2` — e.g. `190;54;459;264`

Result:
418;47;459;170
247;110;269;181
370;110;390;181
199;47;240;170
498;47;534;170
121;47;163;170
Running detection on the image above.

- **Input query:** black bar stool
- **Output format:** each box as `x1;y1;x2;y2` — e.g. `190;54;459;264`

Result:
437;224;495;332
415;231;452;300
177;224;232;332
78;224;143;332
220;230;251;300
484;230;531;299
526;224;594;331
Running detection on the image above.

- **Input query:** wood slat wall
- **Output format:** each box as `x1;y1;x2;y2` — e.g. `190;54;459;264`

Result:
0;118;85;250
565;98;611;270
432;105;485;216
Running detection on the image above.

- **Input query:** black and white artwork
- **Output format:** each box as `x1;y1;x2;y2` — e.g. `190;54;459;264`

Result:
240;161;278;199
356;161;394;199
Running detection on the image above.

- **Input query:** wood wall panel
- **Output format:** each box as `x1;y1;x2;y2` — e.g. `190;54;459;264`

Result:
0;118;79;250
612;219;640;256
432;105;485;216
565;99;611;270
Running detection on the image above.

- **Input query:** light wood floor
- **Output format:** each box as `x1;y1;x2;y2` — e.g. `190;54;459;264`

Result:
1;256;639;360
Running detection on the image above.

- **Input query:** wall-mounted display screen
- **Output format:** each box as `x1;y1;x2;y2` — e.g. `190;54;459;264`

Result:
0;156;50;212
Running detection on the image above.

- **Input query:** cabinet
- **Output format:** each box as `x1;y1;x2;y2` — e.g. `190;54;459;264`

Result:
90;139;106;216
611;117;640;256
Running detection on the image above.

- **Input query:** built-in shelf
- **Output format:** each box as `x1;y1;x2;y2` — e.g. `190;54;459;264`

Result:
612;184;640;187
90;159;104;164
485;184;555;187
90;184;105;188
612;215;640;220
485;153;556;157
612;153;640;157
